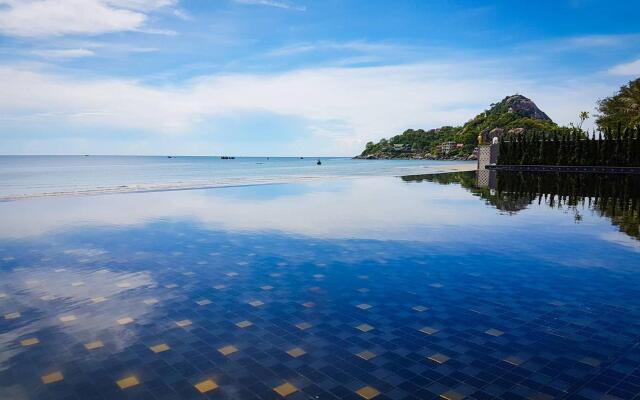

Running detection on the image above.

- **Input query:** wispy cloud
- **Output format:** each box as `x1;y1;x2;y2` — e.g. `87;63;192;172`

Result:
0;58;615;155
607;58;640;76
31;48;95;59
0;0;176;37
233;0;305;11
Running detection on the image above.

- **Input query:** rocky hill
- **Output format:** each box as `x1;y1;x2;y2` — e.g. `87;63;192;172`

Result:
357;94;562;159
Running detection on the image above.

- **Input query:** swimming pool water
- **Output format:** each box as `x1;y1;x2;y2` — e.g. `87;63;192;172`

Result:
0;172;639;400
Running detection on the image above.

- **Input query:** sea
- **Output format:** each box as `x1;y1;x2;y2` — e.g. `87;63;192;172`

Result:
0;156;473;200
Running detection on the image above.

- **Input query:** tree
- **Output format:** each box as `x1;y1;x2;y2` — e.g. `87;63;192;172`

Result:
596;77;640;129
578;111;589;131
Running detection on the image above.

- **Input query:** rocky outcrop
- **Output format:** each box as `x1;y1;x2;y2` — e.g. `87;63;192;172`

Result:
504;95;551;121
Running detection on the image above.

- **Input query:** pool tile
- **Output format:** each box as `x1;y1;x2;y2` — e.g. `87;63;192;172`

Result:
4;312;21;320
116;376;140;390
356;350;377;360
295;322;312;330
84;340;104;350
428;353;450;364
248;300;264;307
273;382;298;397
195;379;218;393
41;371;64;384
218;345;238;356
20;337;39;347
356;385;380;399
150;343;170;353
420;326;438;335
236;320;253;328
356;323;374;332
440;390;465;400
286;347;306;358
117;317;133;325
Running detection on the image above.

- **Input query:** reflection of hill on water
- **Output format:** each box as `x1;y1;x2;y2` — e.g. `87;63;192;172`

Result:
401;171;640;241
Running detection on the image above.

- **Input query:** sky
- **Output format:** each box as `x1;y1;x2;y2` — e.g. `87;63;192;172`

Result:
0;0;639;156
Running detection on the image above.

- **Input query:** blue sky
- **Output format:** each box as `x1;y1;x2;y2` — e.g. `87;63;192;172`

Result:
1;0;639;156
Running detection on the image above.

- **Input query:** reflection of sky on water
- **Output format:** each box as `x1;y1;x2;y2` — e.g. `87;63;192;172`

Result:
1;174;640;399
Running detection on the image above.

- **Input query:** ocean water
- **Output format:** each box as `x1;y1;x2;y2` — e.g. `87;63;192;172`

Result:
0;170;639;400
0;156;473;200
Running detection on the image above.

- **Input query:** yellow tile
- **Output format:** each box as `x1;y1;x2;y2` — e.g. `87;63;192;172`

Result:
420;326;438;335
195;379;218;393
143;298;158;305
485;328;504;337
84;340;104;350
295;322;312;330
440;390;465;400
41;371;64;384
273;382;298;397
175;319;192;328
412;305;428;312
117;317;134;325
91;296;107;304
195;299;212;306
248;300;264;307
286;347;306;358
4;312;21;320
428;353;450;364
116;376;140;390
218;345;238;356
21;337;39;347
150;343;170;353
356;350;376;361
503;356;524;366
59;315;77;322
356;303;372;310
356;323;374;332
356;385;380;399
236;320;253;328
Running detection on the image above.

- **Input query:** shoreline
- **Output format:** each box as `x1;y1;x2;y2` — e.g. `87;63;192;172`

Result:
0;163;476;202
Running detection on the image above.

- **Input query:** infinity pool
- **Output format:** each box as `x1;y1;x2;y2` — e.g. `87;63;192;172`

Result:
0;172;639;400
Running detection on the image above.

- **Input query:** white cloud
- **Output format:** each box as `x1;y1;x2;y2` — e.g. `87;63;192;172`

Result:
0;60;617;155
31;48;95;58
233;0;305;11
0;0;174;37
608;58;640;76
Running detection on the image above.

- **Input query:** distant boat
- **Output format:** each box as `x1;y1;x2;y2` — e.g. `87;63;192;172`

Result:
221;156;235;160
167;156;174;158
316;159;322;165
